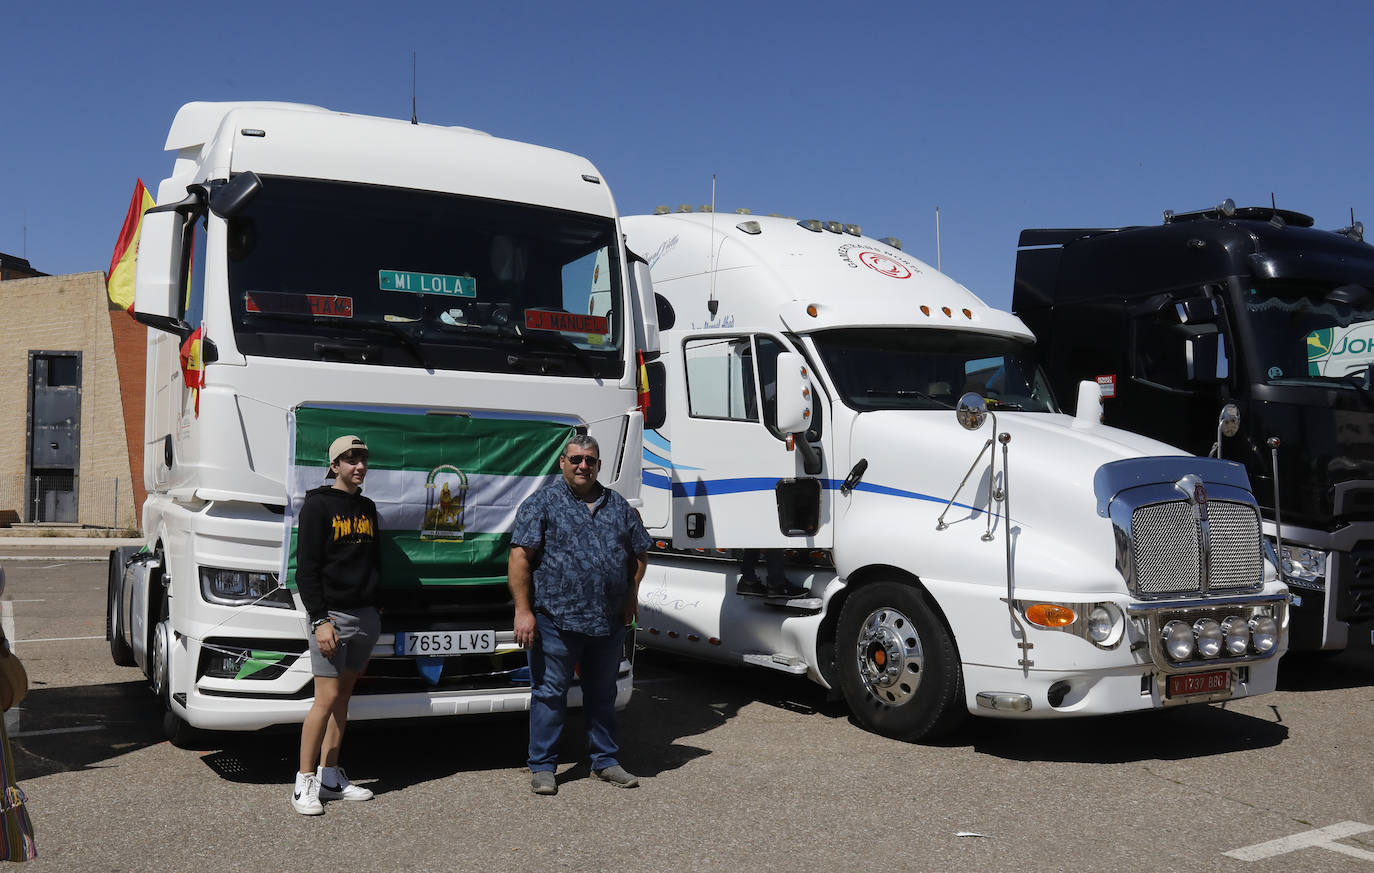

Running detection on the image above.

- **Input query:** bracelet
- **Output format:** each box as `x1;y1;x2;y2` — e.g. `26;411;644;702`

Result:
311;617;333;630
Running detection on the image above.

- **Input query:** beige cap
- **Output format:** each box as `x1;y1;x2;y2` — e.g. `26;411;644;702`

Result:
328;434;369;465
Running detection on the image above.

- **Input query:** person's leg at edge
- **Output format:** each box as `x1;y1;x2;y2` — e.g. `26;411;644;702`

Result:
528;613;581;773
582;623;625;773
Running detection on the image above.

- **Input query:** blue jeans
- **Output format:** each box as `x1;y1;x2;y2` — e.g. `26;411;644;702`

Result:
528;613;625;773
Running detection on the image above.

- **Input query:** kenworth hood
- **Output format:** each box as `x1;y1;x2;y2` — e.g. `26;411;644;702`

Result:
838;409;1237;598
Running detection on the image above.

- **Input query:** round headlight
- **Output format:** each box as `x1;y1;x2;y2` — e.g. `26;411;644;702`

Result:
1249;615;1278;653
1221;615;1250;655
1193;618;1223;658
1163;620;1194;661
1087;606;1114;643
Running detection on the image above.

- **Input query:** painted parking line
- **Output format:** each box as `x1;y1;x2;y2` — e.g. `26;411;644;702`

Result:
19;635;104;643
1225;822;1374;862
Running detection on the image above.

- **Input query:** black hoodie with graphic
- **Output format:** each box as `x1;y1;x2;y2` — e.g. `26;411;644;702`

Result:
295;485;382;624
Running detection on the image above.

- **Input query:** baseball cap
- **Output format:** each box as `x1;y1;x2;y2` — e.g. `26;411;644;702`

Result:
327;435;369;473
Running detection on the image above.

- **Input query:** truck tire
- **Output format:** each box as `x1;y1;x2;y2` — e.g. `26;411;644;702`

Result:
835;581;966;741
107;549;136;667
151;615;199;748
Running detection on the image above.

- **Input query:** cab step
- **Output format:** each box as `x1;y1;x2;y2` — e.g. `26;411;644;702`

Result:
741;653;809;675
737;588;823;612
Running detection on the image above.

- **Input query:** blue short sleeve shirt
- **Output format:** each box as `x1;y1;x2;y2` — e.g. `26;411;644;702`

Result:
511;480;653;636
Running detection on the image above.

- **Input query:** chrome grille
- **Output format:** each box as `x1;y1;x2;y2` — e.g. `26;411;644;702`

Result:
1131;502;1200;595
1130;499;1262;597
1206;500;1263;589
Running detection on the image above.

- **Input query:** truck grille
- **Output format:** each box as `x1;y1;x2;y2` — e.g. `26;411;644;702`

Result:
1131;499;1262;597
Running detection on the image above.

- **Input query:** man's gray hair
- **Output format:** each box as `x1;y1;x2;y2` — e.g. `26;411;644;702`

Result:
563;434;599;457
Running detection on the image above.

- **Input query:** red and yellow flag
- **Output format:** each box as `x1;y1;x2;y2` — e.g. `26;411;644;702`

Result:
179;327;205;417
636;351;650;414
107;179;156;311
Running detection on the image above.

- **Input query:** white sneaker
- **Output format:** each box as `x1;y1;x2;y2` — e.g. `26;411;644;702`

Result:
317;765;374;802
291;772;324;815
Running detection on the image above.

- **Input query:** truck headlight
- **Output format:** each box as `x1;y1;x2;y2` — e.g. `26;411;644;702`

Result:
1272;542;1327;589
1221;615;1250;655
1162;620;1195;661
1249;615;1279;653
1193;618;1223;658
199;567;293;609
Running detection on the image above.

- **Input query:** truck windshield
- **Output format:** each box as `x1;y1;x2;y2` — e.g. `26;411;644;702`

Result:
1243;282;1374;386
223;176;624;378
811;328;1058;412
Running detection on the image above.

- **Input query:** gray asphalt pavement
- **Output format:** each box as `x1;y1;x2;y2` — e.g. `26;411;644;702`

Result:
2;546;1372;872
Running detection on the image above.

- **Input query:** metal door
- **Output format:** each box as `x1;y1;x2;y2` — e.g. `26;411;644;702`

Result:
28;352;81;523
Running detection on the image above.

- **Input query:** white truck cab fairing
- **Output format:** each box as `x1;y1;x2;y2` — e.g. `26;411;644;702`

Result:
625;211;1288;741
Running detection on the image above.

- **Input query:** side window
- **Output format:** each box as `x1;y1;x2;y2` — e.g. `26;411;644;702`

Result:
685;337;757;421
182;213;208;327
1132;296;1228;390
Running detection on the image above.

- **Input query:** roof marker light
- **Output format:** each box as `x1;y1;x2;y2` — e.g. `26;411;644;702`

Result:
823;221;843;234
806;304;819;317
879;236;903;250
240;128;266;137
735;208;752;215
942;307;952;317
798;219;823;232
963;309;973;319
676;204;693;213
653;206;670;215
920;305;930;316
737;221;762;235
582;174;601;184
844;224;861;236
697;205;713;213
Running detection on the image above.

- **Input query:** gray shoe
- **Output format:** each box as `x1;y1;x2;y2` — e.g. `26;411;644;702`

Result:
530;771;557;795
594;765;640;788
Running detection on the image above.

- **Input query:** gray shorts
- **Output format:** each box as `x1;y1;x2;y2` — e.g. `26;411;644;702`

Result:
307;607;381;677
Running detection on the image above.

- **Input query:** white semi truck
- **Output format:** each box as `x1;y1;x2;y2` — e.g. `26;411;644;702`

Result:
106;102;658;742
623;211;1288;740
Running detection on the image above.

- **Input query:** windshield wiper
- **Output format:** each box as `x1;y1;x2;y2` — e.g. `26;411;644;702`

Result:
514;331;597;375
244;310;430;368
862;388;952;408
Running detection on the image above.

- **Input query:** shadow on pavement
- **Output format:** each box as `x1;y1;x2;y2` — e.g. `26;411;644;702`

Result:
8;680;167;780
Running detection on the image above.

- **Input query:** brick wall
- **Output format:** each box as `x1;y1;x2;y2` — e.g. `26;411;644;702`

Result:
0;271;139;529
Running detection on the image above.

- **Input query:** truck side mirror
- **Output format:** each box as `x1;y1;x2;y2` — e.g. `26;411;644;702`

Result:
131;209;184;323
627;256;660;355
775;352;813;435
209;171;262;219
1186;330;1223;383
644;360;667;430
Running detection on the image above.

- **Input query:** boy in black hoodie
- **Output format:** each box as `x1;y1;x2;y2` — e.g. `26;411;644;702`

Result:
291;434;381;815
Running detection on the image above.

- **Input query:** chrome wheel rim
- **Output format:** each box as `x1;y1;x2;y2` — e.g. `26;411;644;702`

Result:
854;606;924;706
151;620;169;699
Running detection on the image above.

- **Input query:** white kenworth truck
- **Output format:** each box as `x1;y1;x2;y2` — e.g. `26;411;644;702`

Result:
622;210;1288;741
106;102;658;743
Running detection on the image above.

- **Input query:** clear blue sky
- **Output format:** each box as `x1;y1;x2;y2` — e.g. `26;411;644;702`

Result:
3;0;1370;311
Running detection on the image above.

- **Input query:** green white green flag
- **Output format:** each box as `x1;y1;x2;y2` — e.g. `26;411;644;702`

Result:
282;405;575;590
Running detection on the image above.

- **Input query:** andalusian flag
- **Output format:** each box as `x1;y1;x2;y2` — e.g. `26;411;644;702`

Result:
282;406;575;590
107;180;155;311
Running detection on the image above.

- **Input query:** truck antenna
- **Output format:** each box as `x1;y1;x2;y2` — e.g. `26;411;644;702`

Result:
411;52;418;125
936;206;942;272
707;175;718;317
1271;192;1276;210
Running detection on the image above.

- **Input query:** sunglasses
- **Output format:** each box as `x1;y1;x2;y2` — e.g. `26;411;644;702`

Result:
564;454;601;467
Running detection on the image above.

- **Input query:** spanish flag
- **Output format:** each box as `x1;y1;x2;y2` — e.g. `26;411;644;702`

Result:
179;327;205;417
107;180;155;311
637;351;650;414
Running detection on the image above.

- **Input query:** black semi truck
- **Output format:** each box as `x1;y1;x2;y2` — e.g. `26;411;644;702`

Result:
1013;199;1374;651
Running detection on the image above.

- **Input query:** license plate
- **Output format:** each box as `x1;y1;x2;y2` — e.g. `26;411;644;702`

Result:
393;630;497;657
1167;669;1230;698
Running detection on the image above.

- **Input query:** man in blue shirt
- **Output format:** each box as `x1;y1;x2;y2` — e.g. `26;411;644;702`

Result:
509;434;651;796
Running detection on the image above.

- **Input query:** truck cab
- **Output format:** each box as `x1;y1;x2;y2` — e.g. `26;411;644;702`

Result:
1014;200;1374;650
625;210;1287;741
108;102;657;741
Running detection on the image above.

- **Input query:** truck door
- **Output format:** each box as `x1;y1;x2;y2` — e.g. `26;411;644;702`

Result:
669;332;831;549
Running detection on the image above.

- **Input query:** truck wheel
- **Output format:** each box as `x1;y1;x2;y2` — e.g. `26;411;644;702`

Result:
108;550;136;667
835;581;966;741
151;617;198;748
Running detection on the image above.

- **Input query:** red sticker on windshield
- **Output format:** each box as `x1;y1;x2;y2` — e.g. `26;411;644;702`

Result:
524;309;608;335
246;292;353;318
